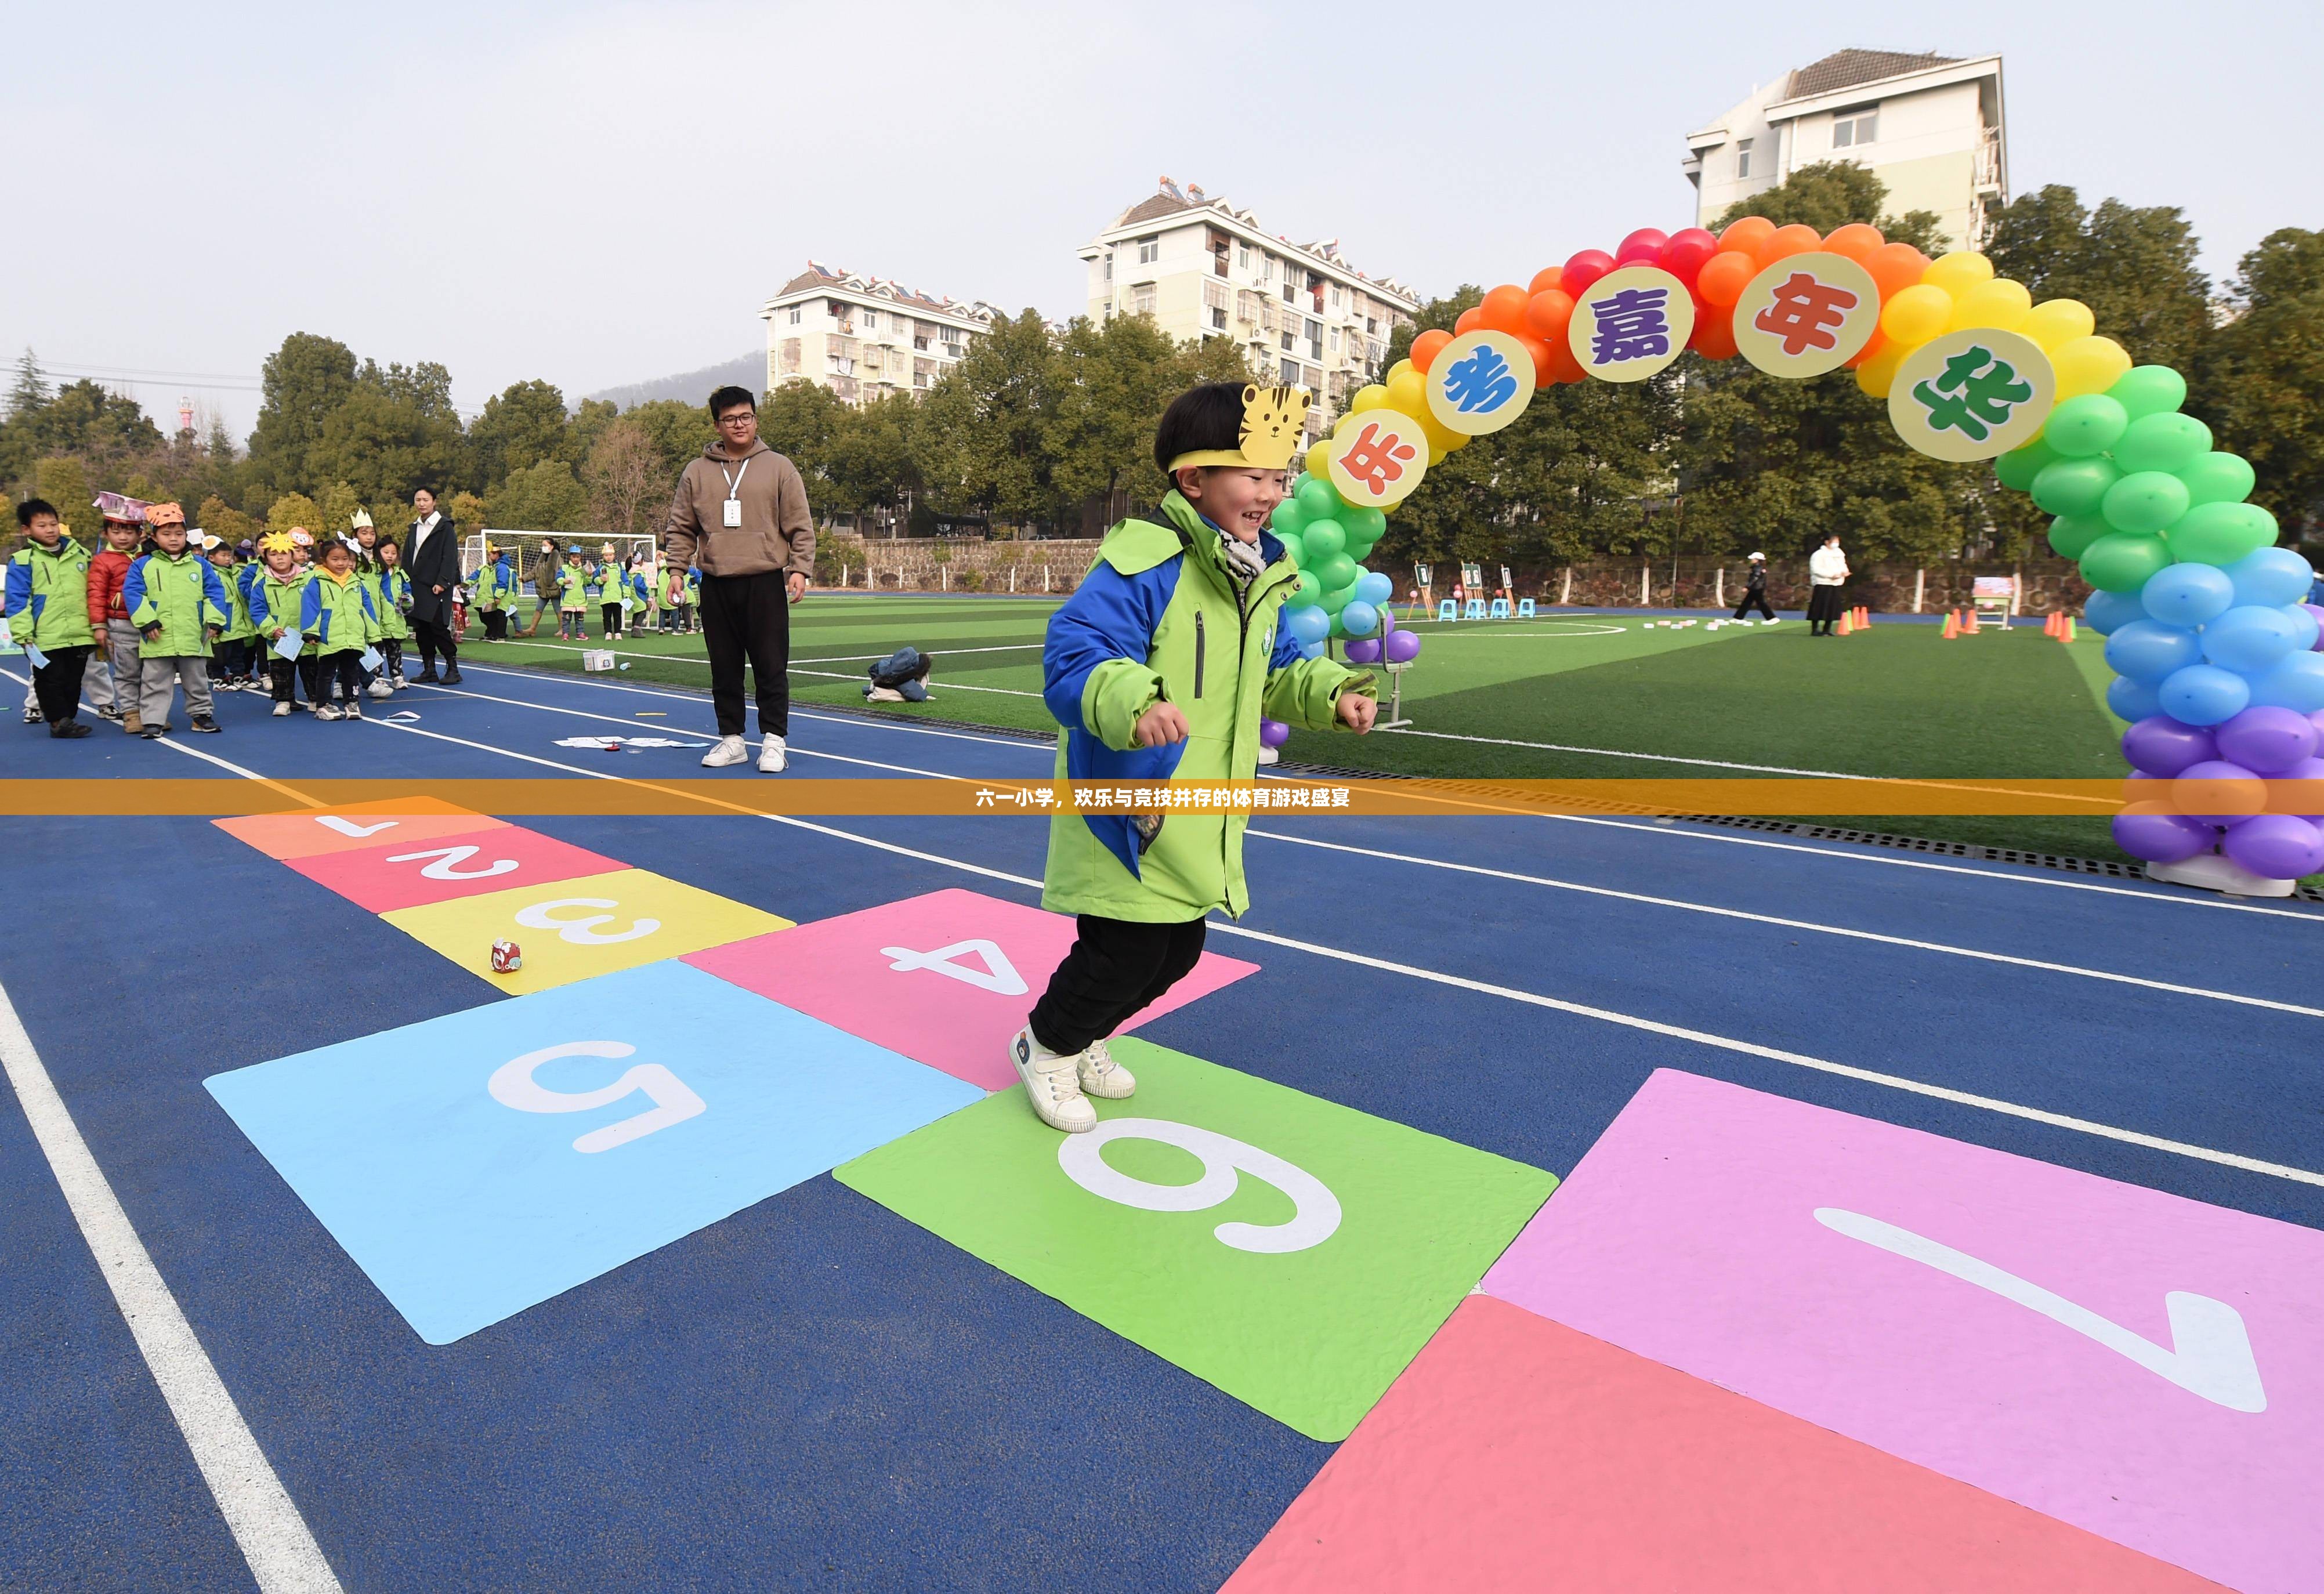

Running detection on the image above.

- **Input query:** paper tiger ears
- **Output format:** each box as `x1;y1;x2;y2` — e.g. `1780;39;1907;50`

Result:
1168;383;1311;473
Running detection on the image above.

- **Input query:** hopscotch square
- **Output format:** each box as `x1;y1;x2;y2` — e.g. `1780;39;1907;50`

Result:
685;887;1259;1091
285;824;625;914
1480;1069;2324;1593
1223;1295;2219;1593
381;867;790;994
204;960;983;1345
214;799;507;861
835;1038;1553;1440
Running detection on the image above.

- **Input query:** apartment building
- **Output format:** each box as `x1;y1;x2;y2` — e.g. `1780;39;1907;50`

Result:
1077;179;1421;439
1683;49;2008;251
761;263;1001;405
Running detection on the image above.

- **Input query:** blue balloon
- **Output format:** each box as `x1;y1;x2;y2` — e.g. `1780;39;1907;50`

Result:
2224;546;2314;608
2158;663;2253;726
1354;571;1395;606
2139;563;2235;628
2104;618;2202;683
2106;675;2163;722
1297;638;1326;661
2082;589;2148;636
2286;603;2322;653
2247;651;2324;713
1340;599;1380;637
1284;604;1331;645
2200;604;2301;673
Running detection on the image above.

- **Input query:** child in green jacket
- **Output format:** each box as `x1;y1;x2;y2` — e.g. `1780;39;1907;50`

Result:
556;546;592;639
5;497;99;737
206;537;258;690
248;531;310;716
301;536;378;721
1009;383;1376;1132
376;538;413;690
122;503;230;737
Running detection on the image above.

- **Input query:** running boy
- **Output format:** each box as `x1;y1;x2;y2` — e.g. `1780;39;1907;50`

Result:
122;503;229;737
5;498;98;737
248;531;310;715
300;535;377;720
1009;383;1376;1132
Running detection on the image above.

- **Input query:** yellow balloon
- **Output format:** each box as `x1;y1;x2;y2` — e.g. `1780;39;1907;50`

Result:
1921;251;1996;296
1443;430;1471;452
1880;283;1954;347
1427;439;1449;466
2051;335;2133;400
2021;298;2095;353
1349;383;1389;414
1387;358;1415;385
1416;407;1458;450
1855;344;1905;399
1945;277;2032;334
1385;369;1428;415
1305;440;1331;477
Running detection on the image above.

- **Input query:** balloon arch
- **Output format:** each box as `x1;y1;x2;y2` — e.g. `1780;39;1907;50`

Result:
1270;216;2324;885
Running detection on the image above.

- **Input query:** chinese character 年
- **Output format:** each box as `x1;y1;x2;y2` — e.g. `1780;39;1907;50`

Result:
1751;271;1859;356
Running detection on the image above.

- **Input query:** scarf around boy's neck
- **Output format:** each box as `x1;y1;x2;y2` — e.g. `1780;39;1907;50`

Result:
1204;519;1269;589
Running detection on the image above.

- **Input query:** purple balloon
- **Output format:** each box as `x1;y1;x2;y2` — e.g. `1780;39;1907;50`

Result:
2173;759;2266;826
2307;603;2324;649
2285;755;2324;823
1258;717;1290;748
2119;715;2217;777
1342;637;1382;664
1378;608;1397;635
2214;705;2320;775
2222;814;2324;879
2111;806;2216;863
1382;629;1422;664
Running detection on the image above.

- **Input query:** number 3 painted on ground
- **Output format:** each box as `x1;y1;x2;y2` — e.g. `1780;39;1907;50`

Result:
1056;1118;1341;1254
488;1041;705;1153
513;897;661;944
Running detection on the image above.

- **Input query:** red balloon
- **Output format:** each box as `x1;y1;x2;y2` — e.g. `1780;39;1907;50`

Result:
1659;227;1719;285
1562;249;1616;296
1615;227;1668;266
1545;339;1588;384
1514;334;1556;382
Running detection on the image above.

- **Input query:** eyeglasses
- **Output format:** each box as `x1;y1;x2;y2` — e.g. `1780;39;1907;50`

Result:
717;414;755;426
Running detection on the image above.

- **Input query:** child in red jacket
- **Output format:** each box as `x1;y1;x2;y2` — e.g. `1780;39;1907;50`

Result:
84;506;148;733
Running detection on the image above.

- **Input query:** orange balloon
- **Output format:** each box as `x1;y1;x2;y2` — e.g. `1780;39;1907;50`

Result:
1542;339;1587;385
1842;326;1888;370
1692;303;1739;361
1719;216;1776;256
1454;306;1484;336
1479;283;1531;334
1527;265;1564;295
1410;328;1453;374
1865;242;1932;302
1695;250;1757;307
1523;288;1574;342
1514;333;1555;382
1823;222;1885;263
1755;223;1823;267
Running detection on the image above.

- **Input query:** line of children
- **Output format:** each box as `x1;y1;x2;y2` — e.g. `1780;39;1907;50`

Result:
300;533;380;720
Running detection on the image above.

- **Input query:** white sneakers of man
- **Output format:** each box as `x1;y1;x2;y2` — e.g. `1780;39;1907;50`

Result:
1011;1027;1096;1133
1076;1037;1136;1100
758;734;787;773
700;734;748;767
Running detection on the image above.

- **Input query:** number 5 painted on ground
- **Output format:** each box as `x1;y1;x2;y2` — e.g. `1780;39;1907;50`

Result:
1058;1118;1341;1254
488;1041;705;1153
387;843;519;881
513;897;661;944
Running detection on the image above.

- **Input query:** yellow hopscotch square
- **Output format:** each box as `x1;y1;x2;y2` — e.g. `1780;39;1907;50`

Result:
381;868;792;994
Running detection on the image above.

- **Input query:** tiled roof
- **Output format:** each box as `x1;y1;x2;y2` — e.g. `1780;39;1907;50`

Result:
1098;190;1419;306
769;262;994;323
1783;48;1960;100
1114;193;1201;228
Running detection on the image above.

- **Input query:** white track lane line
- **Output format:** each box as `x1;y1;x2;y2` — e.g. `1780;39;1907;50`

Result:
1246;830;2323;1018
0;980;343;1593
346;713;2324;1189
1;666;325;809
476;636;1045;667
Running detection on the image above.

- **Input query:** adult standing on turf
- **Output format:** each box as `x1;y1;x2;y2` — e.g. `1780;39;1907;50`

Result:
1807;532;1849;636
1733;550;1776;621
404;487;463;683
661;385;813;773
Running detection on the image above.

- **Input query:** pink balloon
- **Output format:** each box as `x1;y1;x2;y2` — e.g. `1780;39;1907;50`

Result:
1563;249;1616;296
1659;227;1720;285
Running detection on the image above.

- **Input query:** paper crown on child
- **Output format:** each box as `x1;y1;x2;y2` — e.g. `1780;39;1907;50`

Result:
259;531;297;556
351;509;374;530
92;490;150;524
1168;384;1311;472
144;501;187;529
288;527;314;546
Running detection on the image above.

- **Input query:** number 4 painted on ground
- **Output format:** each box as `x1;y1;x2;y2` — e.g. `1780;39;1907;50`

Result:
881;938;1028;997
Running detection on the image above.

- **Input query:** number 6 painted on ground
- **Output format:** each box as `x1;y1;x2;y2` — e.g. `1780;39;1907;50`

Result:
1056;1118;1341;1254
513;897;661;944
488;1041;705;1153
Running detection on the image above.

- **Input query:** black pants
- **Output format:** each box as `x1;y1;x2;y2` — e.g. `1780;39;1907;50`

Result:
1029;915;1207;1056
698;571;791;738
302;653;361;703
31;644;93;726
1807;585;1845;633
212;637;252;679
483;608;508;641
600;601;623;638
412;615;458;674
1733;589;1775;620
269;657;301;703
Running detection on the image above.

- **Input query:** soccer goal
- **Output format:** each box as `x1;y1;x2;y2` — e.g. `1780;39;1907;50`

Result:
466;531;661;596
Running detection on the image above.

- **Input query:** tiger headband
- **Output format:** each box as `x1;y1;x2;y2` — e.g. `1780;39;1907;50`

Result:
1170;383;1311;472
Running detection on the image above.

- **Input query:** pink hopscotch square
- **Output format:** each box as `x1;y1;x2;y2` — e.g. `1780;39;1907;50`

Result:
285;825;625;914
684;888;1259;1091
1480;1069;2324;1594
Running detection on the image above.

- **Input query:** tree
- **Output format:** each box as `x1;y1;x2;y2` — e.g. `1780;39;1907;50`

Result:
9;349;49;418
197;497;258;548
487;458;588;532
317;481;367;542
309;360;468;507
447;491;488;538
2193;227;2324;538
469;379;572;490
913;308;1062;527
1;379;166;487
758;379;847;496
248;333;359;498
266;492;324;537
822;392;921;530
625;398;715;485
1049;316;1255;513
35;458;92;538
582;418;664;538
1984;187;2213;371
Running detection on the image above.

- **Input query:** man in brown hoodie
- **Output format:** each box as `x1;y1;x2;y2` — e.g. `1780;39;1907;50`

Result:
661;385;815;771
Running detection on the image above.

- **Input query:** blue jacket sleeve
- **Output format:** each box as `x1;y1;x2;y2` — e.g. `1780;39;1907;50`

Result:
300;580;323;635
2;556;27;622
201;563;229;624
1041;559;1177;733
122;556;150;624
1268;618;1304;671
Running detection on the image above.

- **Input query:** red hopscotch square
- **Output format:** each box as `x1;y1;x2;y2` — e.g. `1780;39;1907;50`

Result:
1223;1295;2222;1593
286;825;627;913
683;887;1259;1091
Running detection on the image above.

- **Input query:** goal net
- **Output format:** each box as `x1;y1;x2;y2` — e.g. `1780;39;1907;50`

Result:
465;531;663;596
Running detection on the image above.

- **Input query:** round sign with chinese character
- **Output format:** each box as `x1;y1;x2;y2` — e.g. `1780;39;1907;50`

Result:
1731;252;1881;378
1567;265;1695;383
1324;408;1429;510
1887;328;2056;462
1423;329;1537;436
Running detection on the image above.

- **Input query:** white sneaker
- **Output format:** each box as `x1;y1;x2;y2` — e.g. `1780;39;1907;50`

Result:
315;702;342;721
700;734;748;767
272;701;291;717
1255;745;1279;766
1077;1037;1136;1100
367;679;394;699
1011;1026;1095;1133
758;734;787;773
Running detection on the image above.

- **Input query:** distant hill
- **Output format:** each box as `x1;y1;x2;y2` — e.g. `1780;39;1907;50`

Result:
585;350;761;412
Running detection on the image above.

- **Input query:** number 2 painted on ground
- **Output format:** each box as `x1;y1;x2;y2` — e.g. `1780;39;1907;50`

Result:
1057;1118;1341;1254
387;843;519;881
513;897;661;944
488;1041;705;1153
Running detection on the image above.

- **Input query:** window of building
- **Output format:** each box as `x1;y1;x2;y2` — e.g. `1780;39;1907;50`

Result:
1329;285;1342;309
1736;136;1754;178
1104;253;1113;281
1280;356;1301;385
1130;284;1157;317
1305;317;1322;360
1259;255;1275;283
861;309;878;333
1237;244;1251;270
1831;107;1877;148
1280;328;1295;353
1328;327;1340;353
1136;235;1159;265
786;306;802;325
1102;299;1112;319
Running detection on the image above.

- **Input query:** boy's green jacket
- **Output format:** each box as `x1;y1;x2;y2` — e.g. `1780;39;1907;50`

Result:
1040;490;1373;923
123;549;231;658
474;558;515;610
557;561;591;608
300;568;378;655
213;559;257;642
251;568;310;653
3;538;96;650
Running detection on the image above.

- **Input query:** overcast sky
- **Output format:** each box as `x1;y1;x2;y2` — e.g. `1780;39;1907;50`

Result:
6;0;2312;441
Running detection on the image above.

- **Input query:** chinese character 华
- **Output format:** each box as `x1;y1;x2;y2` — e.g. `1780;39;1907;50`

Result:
1338;421;1419;494
1440;344;1518;413
1751;272;1859;357
1910;346;2033;442
1588;287;1671;364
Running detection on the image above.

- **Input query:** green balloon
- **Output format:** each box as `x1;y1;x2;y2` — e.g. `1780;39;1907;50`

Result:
1315;553;1359;592
1295;476;1343;516
1344;506;1387;541
2047;512;2109;561
1291;571;1324;606
2112;412;2213;475
2101;470;2192;535
1270;500;1309;538
1993;439;2058;492
2030;457;2120;517
1302;519;1348;560
2106;364;2188;421
2078;531;2173;593
2164;501;2278;566
2042;394;2130;458
1323;582;1358;613
1275;532;1305;568
2178;451;2257;508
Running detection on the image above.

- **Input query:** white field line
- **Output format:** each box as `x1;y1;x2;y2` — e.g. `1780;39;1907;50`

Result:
0;665;325;809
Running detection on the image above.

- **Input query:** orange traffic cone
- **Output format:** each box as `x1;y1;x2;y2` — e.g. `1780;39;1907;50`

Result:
2061;616;2077;643
2044;611;2060;637
1964;608;1982;635
1836;612;1854;636
1856;606;1870;627
1941;611;1959;639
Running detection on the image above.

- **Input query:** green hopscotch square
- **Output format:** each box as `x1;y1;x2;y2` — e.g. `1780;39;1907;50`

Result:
834;1038;1556;1440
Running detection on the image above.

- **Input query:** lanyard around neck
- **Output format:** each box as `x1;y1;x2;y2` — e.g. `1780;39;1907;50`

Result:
720;455;752;499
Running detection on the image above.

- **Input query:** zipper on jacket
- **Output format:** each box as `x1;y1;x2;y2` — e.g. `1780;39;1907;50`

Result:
1193;611;1206;698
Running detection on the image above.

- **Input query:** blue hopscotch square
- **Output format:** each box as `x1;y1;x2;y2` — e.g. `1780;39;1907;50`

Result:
205;959;983;1344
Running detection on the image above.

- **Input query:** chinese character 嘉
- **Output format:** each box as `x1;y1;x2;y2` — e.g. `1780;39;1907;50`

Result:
1588;287;1671;364
1338;421;1419;494
1440;344;1518;413
1751;272;1859;357
1910;346;2033;442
